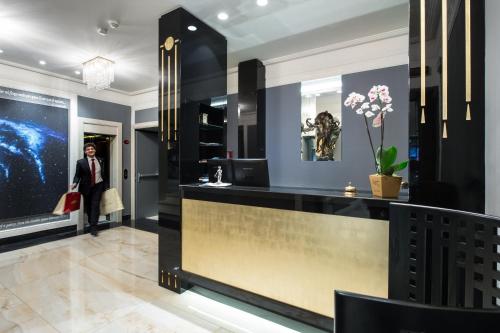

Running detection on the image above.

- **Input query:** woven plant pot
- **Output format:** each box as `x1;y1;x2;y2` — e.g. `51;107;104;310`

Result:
369;174;402;198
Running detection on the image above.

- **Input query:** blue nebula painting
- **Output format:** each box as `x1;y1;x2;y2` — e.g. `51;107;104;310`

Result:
0;97;68;221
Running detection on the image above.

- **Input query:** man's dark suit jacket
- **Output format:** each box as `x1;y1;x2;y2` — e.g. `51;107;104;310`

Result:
73;157;108;195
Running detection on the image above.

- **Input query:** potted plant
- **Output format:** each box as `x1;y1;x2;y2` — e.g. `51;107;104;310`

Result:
344;85;408;198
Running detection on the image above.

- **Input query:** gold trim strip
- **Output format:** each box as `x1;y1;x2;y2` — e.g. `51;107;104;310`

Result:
167;55;171;141
174;44;178;141
465;0;471;120
442;0;448;122
420;0;426;124
421;0;426;107
161;49;164;142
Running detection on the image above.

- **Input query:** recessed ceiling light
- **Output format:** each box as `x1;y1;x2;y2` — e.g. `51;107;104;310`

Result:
187;25;197;31
75;70;81;75
217;12;229;20
108;20;120;29
0;49;3;54
97;27;108;36
315;93;321;97
257;0;268;6
39;60;46;65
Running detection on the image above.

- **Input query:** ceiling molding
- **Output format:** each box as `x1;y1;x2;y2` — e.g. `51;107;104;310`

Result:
0;61;134;106
129;86;158;96
262;28;409;67
227;28;408;73
0;59;138;96
0;59;85;87
1;26;408;104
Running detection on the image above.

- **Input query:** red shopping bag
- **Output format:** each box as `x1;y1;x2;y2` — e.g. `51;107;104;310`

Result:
53;192;81;215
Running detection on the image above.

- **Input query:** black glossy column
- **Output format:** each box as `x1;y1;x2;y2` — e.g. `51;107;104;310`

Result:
158;7;227;292
237;59;266;158
409;0;485;213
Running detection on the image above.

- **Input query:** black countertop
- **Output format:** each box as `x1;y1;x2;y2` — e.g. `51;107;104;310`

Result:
180;184;409;220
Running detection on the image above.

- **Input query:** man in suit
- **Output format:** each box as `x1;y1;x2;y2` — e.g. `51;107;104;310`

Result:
71;143;108;236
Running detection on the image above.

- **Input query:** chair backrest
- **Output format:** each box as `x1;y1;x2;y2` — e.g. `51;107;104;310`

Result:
335;290;500;333
389;202;500;309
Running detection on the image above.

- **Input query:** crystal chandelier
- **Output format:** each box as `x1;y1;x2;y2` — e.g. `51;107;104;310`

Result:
82;56;115;90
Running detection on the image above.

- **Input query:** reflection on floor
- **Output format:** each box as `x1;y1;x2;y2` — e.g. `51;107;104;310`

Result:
0;227;326;333
123;218;158;234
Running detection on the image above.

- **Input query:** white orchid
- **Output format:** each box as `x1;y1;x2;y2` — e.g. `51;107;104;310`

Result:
343;84;398;175
344;84;395;127
381;96;392;104
344;92;366;109
382;104;393;112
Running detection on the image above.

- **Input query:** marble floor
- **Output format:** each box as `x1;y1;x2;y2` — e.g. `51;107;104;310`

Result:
0;227;325;333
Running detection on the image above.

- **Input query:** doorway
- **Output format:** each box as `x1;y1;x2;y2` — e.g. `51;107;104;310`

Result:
79;118;123;231
84;133;112;222
135;127;158;232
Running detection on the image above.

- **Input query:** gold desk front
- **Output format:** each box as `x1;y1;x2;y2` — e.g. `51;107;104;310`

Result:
182;199;389;318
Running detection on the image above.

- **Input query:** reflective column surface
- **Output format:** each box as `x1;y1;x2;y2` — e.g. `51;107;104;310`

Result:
408;0;485;212
158;8;227;293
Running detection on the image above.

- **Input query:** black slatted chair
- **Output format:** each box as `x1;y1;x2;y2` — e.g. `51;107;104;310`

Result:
389;202;500;309
334;290;500;333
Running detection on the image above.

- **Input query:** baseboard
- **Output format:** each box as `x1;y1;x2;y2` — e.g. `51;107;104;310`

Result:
0;225;77;253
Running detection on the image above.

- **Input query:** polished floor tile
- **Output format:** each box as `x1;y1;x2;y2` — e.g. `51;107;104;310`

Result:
0;227;325;333
0;284;58;332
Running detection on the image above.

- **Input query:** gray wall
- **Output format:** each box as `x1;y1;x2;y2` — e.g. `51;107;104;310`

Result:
228;65;409;191
485;0;499;216
77;96;132;216
135;107;158;124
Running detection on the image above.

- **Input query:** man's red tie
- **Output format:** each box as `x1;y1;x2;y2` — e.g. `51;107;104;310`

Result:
91;158;96;186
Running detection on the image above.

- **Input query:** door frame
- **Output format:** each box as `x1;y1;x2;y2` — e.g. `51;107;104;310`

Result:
131;121;158;221
79;118;123;231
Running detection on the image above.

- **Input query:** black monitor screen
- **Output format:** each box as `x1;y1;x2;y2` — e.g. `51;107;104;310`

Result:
232;159;269;187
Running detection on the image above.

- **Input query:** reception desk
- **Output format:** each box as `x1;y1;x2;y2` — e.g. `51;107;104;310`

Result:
165;184;408;330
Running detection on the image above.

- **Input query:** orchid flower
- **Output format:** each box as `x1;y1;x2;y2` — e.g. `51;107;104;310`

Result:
343;84;396;173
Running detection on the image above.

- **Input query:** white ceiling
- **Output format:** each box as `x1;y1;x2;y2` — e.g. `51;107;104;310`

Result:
0;0;408;93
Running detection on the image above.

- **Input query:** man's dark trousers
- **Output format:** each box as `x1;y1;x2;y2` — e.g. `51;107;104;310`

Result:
84;182;105;227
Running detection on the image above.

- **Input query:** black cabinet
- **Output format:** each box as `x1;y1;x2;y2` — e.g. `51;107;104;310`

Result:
158;7;227;292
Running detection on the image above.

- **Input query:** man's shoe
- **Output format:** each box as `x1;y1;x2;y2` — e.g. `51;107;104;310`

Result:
90;226;98;237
